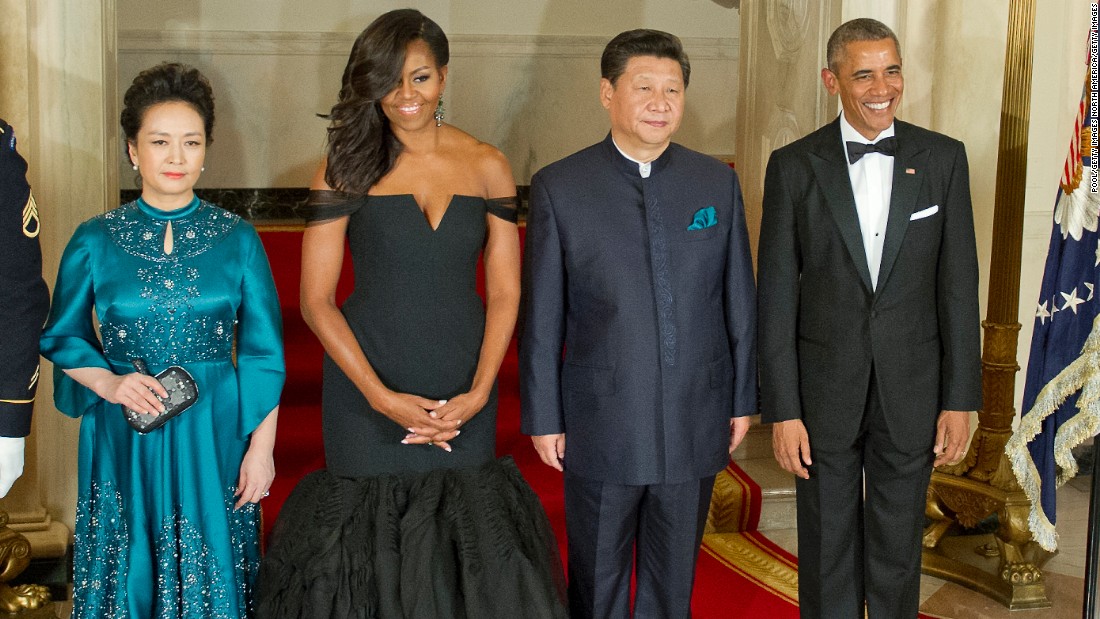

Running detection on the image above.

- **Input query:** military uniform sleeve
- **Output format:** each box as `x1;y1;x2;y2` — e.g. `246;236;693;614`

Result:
0;120;49;436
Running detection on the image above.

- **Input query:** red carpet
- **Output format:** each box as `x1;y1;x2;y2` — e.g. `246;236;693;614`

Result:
257;228;931;617
697;463;801;617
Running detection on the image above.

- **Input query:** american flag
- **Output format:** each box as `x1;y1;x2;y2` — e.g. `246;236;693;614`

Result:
1006;46;1100;552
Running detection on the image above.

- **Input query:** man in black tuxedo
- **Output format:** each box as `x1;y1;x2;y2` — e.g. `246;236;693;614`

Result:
520;29;757;618
757;18;981;617
0;119;48;497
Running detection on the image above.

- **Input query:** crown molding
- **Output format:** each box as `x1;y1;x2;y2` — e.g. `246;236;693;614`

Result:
118;30;738;60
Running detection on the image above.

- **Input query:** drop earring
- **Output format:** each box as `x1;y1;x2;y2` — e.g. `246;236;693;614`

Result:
200;166;205;172
434;96;444;127
132;163;138;171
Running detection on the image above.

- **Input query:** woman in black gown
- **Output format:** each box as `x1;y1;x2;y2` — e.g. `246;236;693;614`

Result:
258;9;566;618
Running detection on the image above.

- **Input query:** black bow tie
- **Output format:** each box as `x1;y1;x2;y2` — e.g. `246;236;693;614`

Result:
846;137;897;164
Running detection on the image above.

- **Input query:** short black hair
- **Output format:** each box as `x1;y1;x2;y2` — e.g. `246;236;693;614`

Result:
601;29;690;88
120;63;215;150
826;18;901;73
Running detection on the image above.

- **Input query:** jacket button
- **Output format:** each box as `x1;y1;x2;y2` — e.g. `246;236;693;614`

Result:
870;310;878;319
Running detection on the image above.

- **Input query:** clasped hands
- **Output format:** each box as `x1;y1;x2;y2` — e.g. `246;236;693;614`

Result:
377;390;485;452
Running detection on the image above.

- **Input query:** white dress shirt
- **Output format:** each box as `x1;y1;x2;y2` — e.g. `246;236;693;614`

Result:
839;113;895;291
612;139;653;178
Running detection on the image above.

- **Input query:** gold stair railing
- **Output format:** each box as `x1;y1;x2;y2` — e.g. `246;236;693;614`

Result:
0;510;53;617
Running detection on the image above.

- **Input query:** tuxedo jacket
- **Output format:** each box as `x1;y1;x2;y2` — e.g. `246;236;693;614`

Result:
520;134;757;485
757;118;982;451
0;119;48;437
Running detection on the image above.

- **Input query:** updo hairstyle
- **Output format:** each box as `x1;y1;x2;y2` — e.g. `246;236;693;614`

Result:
120;62;216;155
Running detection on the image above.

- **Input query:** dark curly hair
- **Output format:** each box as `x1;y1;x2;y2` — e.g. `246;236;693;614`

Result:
324;9;448;194
120;62;215;156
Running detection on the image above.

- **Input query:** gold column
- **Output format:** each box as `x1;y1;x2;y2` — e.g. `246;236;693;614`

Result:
922;0;1052;609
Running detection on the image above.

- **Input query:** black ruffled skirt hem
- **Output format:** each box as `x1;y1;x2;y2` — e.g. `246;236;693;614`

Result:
256;457;567;618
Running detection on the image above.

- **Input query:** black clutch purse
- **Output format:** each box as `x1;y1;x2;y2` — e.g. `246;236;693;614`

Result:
121;358;199;433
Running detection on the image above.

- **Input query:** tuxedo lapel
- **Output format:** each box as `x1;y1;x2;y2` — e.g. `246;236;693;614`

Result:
877;123;929;293
808;121;874;293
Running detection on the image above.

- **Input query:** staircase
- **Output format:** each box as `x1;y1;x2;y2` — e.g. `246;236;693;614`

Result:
729;421;797;536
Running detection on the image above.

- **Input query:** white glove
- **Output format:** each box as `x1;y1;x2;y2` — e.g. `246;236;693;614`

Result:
0;437;26;498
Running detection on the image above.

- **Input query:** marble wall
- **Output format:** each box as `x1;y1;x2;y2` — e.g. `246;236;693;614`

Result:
0;0;116;545
116;0;741;188
734;0;842;260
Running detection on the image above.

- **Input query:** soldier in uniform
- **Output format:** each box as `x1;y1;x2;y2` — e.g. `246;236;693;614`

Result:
0;119;49;497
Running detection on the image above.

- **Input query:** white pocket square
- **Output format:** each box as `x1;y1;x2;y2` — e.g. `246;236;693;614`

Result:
910;205;939;221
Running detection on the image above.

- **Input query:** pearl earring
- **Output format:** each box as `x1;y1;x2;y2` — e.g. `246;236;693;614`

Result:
201;166;205;172
132;164;138;171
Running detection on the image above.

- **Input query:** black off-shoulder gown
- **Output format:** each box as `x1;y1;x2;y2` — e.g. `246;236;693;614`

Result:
257;193;567;618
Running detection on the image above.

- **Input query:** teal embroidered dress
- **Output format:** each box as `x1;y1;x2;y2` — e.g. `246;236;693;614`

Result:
40;198;285;618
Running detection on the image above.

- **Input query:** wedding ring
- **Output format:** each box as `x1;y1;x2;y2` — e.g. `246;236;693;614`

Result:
262;491;270;498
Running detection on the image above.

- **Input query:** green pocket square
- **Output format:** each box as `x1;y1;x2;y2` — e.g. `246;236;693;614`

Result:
687;206;717;230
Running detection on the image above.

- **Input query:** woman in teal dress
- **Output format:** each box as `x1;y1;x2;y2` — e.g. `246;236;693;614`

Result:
40;63;285;617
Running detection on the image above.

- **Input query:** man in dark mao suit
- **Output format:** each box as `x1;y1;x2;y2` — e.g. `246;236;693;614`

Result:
0;119;49;498
757;19;982;618
521;29;757;618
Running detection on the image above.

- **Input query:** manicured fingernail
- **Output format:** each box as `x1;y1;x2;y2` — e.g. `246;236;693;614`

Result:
400;439;409;445
445;446;452;453
439;400;447;405
407;427;415;432
455;430;461;436
429;412;437;418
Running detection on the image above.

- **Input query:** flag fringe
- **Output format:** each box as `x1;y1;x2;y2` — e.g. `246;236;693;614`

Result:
1006;414;1060;551
1006;313;1100;552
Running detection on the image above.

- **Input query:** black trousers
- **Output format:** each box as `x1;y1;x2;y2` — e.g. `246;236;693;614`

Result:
796;375;936;618
563;472;715;619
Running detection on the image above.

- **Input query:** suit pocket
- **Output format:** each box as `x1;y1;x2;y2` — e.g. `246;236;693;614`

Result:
676;226;722;243
909;204;939;221
561;362;617;396
692;356;734;415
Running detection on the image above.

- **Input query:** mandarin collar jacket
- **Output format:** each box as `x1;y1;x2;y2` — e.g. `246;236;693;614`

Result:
520;134;757;485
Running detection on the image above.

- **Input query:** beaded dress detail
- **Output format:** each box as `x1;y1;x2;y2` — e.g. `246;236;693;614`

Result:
41;198;285;618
